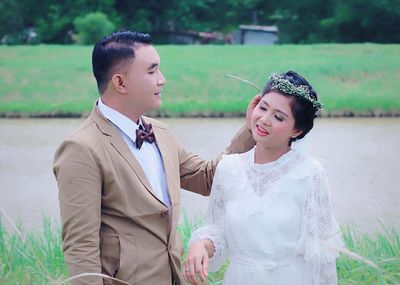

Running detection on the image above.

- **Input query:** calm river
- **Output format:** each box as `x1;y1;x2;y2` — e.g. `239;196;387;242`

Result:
0;117;399;233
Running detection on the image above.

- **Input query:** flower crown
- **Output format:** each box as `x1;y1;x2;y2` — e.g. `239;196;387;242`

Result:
268;73;323;109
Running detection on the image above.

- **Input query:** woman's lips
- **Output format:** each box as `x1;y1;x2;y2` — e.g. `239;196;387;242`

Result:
256;125;269;136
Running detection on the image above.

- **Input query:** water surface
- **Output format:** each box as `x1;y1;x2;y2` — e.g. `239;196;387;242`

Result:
0;117;399;233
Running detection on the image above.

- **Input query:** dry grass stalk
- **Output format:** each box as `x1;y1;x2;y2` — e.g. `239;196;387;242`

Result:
321;241;380;270
0;207;53;279
0;207;23;238
56;272;132;285
226;73;261;91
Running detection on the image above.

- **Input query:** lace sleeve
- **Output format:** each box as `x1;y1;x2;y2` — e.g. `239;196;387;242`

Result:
189;166;227;271
300;167;344;285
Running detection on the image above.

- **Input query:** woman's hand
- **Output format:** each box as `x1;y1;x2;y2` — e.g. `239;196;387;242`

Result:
182;240;213;285
246;94;261;131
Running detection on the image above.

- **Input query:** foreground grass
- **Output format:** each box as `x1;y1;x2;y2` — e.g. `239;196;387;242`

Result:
0;214;399;284
0;216;66;284
0;44;399;116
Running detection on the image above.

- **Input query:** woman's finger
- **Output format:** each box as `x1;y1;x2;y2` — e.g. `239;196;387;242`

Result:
194;255;206;283
202;254;209;277
187;258;200;285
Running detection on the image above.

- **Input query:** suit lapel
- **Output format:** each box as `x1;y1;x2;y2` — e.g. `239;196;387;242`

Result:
151;124;177;208
110;133;155;193
91;106;159;200
151;124;177;237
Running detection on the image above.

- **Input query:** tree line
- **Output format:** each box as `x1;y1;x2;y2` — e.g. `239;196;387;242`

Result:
1;0;399;45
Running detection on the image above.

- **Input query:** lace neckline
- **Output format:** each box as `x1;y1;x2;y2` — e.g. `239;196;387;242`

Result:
243;147;303;197
247;147;297;170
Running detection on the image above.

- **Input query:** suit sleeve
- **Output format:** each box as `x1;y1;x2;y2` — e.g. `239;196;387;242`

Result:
179;125;255;195
53;138;103;285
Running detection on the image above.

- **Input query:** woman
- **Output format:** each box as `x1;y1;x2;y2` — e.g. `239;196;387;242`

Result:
183;71;343;285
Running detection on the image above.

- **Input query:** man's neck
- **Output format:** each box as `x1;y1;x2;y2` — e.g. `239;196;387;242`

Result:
101;94;141;123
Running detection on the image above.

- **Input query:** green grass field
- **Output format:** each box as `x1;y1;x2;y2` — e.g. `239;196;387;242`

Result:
1;213;399;285
0;44;399;117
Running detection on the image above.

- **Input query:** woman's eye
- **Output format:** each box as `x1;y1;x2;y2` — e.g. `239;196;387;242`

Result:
275;115;284;121
259;106;267;111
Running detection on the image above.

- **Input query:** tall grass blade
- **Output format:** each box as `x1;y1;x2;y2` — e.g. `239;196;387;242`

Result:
226;74;261;91
57;272;132;285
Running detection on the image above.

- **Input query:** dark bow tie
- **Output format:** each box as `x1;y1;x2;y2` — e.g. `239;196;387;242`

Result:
135;121;155;149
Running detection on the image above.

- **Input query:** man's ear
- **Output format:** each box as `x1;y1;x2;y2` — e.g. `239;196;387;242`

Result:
111;73;127;93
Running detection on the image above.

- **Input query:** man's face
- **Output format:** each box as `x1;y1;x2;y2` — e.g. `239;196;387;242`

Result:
122;45;166;114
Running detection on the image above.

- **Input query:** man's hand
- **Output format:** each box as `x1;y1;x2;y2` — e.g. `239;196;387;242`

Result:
246;94;261;131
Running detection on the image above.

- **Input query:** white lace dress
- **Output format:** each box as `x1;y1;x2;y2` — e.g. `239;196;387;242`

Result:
190;147;343;285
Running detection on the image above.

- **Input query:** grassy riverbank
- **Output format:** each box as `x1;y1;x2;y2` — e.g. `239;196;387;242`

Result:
1;214;399;284
1;44;399;117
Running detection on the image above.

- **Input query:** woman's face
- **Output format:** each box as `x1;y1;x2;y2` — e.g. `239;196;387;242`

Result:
251;91;302;150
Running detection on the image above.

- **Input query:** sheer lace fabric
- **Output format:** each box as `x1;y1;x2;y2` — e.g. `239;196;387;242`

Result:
190;148;343;285
245;150;305;196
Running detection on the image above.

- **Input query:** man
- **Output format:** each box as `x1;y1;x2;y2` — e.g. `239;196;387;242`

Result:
53;30;257;285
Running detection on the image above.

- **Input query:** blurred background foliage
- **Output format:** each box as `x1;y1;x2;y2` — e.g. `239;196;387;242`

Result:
0;0;399;45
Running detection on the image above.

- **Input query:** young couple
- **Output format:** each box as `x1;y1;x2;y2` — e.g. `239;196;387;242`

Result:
53;30;342;285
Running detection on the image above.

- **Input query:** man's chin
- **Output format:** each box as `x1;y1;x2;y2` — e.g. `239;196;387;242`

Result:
144;103;162;115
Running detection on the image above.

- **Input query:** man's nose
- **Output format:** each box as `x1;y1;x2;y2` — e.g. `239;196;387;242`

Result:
158;72;166;86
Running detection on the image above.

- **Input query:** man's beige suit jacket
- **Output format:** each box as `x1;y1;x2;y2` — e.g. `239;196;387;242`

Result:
53;105;254;285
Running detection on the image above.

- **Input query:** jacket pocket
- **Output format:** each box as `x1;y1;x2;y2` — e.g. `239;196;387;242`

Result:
115;235;139;282
100;234;120;281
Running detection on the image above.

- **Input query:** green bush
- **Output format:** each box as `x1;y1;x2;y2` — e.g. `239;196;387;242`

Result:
73;12;115;45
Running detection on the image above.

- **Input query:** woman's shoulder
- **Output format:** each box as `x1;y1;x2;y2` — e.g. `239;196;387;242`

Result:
221;148;251;164
302;155;324;172
291;152;326;179
217;149;251;173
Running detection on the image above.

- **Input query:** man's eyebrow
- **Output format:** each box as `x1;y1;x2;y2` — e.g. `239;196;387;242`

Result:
147;63;158;70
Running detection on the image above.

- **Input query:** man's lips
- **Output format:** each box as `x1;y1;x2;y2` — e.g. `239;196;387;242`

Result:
256;125;269;136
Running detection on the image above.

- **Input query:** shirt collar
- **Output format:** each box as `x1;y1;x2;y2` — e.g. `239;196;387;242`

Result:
97;97;142;142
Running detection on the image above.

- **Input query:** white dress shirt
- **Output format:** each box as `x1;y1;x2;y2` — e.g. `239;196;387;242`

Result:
98;98;170;208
